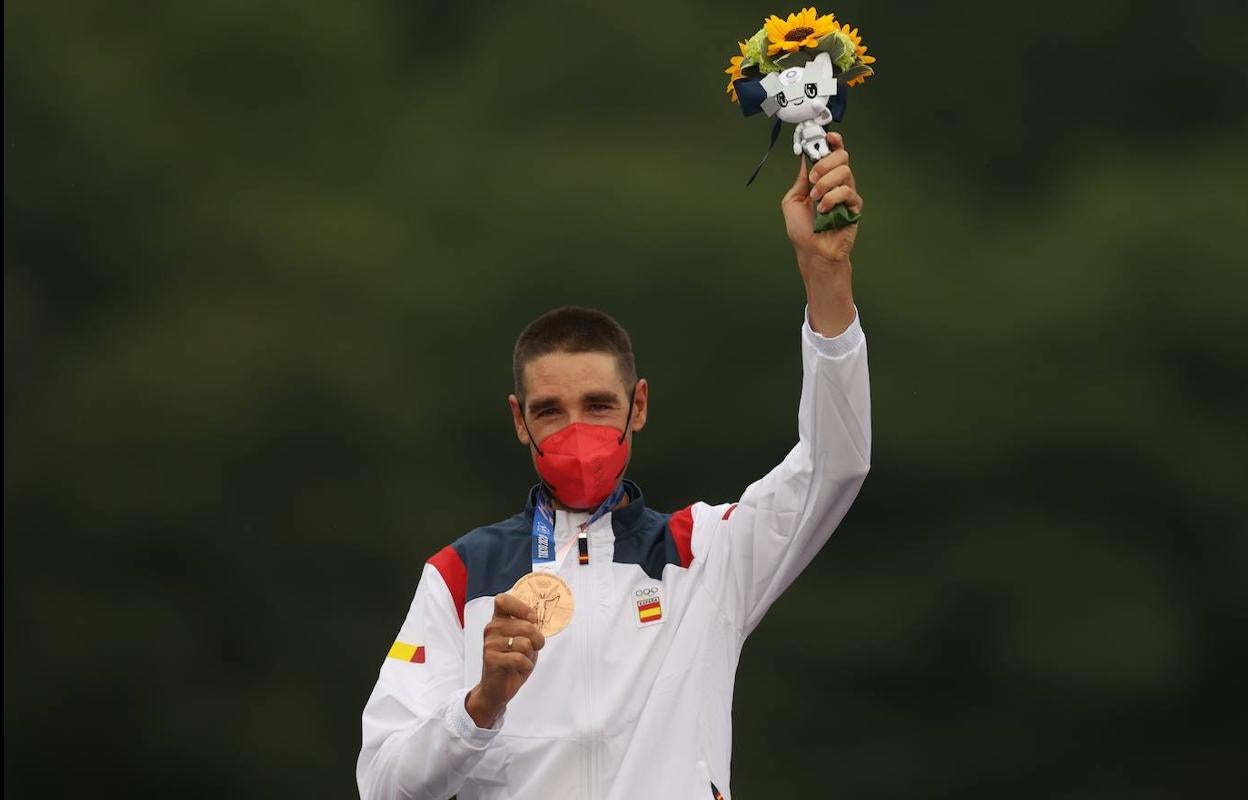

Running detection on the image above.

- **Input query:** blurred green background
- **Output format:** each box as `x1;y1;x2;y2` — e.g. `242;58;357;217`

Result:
5;0;1246;796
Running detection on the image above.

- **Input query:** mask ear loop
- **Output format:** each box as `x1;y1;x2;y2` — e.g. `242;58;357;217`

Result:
520;406;562;504
519;405;544;458
609;384;639;490
618;384;637;445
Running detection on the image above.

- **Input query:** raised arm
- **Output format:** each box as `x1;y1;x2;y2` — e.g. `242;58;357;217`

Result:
681;133;870;635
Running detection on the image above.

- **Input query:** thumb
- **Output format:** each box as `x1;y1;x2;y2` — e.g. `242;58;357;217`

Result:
782;156;810;204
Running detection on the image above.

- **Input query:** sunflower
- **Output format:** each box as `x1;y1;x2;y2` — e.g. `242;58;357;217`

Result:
724;40;749;103
834;22;876;85
763;7;837;56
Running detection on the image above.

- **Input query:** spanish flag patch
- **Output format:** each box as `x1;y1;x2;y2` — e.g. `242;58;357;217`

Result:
388;641;426;663
637;597;662;624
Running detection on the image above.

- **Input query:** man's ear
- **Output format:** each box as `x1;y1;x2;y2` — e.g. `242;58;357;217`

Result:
508;394;531;445
630;379;650;433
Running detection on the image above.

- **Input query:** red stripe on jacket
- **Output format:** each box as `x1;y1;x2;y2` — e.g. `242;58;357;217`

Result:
668;506;695;568
428;545;468;627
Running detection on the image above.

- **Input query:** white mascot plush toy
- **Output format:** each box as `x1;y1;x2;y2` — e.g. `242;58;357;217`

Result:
759;52;839;161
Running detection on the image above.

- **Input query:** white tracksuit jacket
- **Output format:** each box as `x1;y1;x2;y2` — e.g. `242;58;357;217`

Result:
358;312;871;800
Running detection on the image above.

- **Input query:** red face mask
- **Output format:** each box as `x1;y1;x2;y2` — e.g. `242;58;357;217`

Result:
532;422;630;510
524;389;636;510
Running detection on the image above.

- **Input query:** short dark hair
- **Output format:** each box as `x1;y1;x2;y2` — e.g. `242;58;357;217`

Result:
513;307;637;402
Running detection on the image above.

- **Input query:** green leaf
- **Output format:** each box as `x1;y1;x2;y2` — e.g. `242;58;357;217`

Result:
777;50;814;68
813;202;861;232
837;64;874;84
812;33;845;62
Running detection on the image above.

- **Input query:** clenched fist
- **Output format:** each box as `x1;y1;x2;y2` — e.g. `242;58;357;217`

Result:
781;131;863;337
464;593;547;728
782;131;863;268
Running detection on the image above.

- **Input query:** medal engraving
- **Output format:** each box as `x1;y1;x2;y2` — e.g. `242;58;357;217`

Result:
510;572;574;636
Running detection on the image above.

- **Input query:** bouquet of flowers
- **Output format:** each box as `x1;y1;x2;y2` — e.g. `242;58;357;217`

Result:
725;7;876;231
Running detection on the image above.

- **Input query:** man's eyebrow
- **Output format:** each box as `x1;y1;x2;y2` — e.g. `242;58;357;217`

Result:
526;396;561;414
526;391;622;414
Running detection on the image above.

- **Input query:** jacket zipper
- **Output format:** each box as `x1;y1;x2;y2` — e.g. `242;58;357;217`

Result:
566;515;595;798
584;522;598;797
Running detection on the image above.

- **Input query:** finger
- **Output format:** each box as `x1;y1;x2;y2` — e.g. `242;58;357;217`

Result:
782;157;810;204
816;185;863;215
486;650;536;675
808;149;849;185
487;634;536;658
492;619;546;650
485;617;545;648
811;165;854;200
505;651;536;675
494;593;538;623
816;185;862;214
825;131;845;152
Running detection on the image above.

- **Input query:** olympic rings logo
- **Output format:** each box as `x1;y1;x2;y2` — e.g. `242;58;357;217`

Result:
635;587;660;597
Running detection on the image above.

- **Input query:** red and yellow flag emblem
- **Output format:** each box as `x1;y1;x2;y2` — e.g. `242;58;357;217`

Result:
637;598;662;624
388;641;426;663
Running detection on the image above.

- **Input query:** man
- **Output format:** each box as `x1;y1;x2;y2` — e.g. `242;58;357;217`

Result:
358;132;870;800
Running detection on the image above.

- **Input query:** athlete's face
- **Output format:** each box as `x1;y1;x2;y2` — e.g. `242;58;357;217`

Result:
508;350;648;453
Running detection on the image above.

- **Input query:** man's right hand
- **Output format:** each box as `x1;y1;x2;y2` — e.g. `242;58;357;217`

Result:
465;593;546;728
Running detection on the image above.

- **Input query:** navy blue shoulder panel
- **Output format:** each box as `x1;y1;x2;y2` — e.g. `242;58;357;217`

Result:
612;505;683;581
450;482;684;599
451;512;532;605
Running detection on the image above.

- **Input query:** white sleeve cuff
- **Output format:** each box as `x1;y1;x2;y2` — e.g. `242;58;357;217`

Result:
444;688;504;749
802;306;864;358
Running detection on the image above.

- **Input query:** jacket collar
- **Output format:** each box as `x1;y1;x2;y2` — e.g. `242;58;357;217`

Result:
523;479;649;538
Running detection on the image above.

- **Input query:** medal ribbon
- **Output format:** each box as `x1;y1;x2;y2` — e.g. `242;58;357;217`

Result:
530;482;627;572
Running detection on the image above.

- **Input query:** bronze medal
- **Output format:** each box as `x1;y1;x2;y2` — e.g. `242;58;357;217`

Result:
510;572;574;637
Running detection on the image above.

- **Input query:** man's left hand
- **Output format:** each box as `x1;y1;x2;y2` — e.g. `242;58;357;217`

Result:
780;131;863;337
781;131;862;274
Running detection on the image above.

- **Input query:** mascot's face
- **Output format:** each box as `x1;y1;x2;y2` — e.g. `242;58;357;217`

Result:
773;66;823;123
760;52;837;122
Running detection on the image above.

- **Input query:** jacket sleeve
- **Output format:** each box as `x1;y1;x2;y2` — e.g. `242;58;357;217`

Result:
684;309;871;636
357;554;500;800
